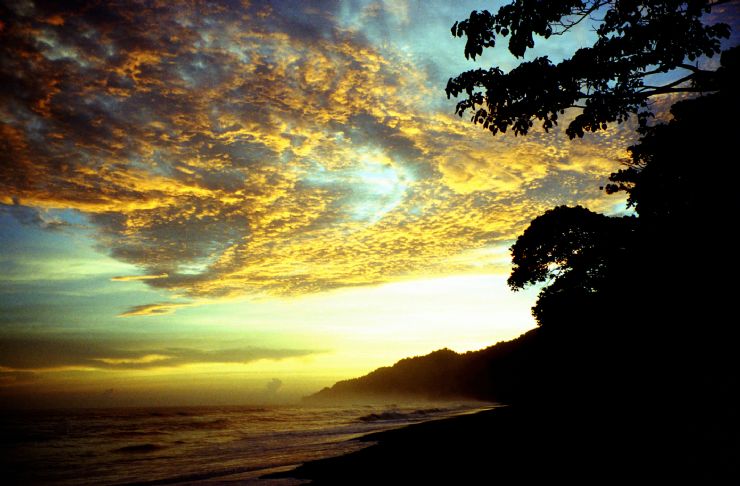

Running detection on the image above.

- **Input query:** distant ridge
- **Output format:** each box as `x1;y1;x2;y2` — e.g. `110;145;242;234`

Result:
307;328;544;403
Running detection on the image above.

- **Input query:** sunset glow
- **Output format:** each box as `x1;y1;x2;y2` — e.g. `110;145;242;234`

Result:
5;0;728;409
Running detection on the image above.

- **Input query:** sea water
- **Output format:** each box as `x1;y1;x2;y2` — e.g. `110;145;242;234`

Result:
2;401;491;484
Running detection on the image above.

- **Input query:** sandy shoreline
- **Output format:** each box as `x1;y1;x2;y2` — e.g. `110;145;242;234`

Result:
265;403;738;484
264;406;546;484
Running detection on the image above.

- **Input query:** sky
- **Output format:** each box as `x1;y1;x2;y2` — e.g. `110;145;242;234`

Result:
1;0;738;409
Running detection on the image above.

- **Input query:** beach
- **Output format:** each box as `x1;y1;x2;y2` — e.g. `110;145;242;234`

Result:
268;403;739;484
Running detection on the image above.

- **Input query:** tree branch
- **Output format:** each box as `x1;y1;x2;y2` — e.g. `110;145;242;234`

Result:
708;0;736;7
639;86;716;96
678;63;701;73
638;64;706;77
638;73;696;92
552;0;609;36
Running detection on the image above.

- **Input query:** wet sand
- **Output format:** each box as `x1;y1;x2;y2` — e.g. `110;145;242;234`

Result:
266;404;739;484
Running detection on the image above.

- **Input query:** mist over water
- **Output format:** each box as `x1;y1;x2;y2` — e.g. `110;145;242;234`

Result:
2;401;492;484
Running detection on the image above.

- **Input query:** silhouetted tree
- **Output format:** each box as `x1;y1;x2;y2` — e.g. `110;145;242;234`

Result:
444;3;738;481
505;46;738;331
604;47;740;223
507;205;636;326
445;1;731;138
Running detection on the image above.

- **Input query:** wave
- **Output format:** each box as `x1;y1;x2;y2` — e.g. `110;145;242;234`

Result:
105;430;168;438
8;403;487;485
167;418;232;431
112;443;167;454
358;407;447;422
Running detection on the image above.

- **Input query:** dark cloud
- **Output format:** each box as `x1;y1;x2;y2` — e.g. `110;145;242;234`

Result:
0;335;322;371
342;113;430;176
0;370;40;385
248;0;345;42
0;201;70;231
264;377;283;395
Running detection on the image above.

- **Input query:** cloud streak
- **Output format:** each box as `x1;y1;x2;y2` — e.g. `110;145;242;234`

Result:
110;273;169;282
117;301;194;317
0;335;322;372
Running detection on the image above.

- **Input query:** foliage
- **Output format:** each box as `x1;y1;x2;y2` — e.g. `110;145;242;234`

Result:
604;46;739;221
507;67;738;326
507;206;636;325
442;6;739;470
445;1;731;138
309;329;547;403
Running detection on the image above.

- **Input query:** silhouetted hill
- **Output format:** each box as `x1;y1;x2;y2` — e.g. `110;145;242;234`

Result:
308;328;547;403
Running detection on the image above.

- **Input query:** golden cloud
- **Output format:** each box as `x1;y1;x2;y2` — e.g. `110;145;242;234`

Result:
118;302;196;318
0;2;637;307
110;273;169;282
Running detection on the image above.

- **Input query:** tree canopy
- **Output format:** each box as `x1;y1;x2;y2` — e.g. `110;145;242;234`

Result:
507;205;636;326
447;2;740;328
504;46;737;327
443;5;739;476
445;1;731;138
603;47;739;221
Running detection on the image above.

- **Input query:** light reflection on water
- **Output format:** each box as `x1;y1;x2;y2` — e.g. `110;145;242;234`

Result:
2;401;491;484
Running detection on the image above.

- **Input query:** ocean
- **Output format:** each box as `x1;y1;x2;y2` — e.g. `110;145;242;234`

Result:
2;401;492;485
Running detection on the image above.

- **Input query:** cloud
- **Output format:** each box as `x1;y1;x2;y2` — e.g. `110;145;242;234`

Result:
0;370;40;385
117;301;196;317
264;378;283;395
0;335;322;371
0;201;71;231
0;1;642;301
110;273;169;282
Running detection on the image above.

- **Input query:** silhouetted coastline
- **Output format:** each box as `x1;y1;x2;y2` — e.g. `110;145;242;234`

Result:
306;328;545;404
